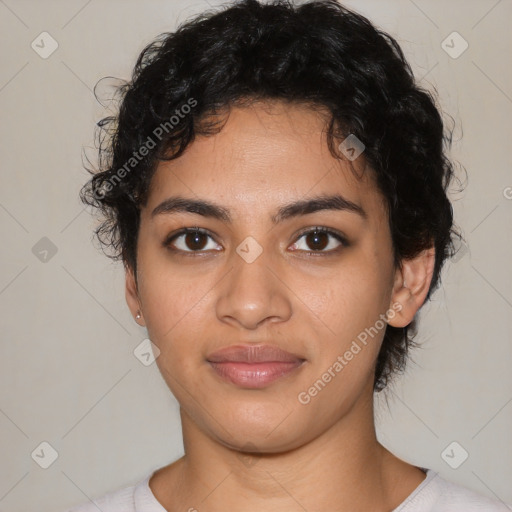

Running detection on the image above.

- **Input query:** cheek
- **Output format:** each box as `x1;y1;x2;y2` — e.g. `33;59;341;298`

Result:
144;284;209;358
291;263;392;396
137;237;212;323
296;263;390;345
140;271;211;397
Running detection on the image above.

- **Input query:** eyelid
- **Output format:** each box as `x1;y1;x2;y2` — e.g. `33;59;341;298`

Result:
290;226;348;255
294;225;348;246
163;227;221;254
163;226;210;245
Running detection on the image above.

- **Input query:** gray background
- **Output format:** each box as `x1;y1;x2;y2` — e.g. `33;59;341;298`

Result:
0;0;511;511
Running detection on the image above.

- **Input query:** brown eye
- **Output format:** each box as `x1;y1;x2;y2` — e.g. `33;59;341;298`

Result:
164;228;222;253
290;227;347;254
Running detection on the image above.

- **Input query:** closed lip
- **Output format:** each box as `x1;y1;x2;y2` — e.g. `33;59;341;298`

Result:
206;344;305;364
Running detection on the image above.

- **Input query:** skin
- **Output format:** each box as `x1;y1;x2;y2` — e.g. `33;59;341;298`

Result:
125;100;435;512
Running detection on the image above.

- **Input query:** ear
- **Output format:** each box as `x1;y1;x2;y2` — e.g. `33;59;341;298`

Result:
125;264;145;326
387;246;435;328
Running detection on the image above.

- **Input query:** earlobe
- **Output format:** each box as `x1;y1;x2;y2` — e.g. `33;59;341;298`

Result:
125;264;145;326
387;247;435;328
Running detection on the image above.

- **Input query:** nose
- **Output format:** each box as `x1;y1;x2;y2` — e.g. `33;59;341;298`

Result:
215;244;293;330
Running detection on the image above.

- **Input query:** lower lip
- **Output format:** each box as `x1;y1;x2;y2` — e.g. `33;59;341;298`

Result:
208;361;304;388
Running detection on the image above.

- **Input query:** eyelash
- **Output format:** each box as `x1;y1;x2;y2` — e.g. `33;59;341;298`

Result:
163;226;348;257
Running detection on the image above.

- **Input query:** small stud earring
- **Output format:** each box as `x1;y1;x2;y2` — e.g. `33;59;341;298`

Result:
136;311;141;320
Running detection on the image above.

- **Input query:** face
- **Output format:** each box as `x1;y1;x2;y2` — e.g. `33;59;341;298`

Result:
126;100;424;453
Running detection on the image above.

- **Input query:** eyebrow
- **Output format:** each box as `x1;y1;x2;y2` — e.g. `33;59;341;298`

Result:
151;193;367;223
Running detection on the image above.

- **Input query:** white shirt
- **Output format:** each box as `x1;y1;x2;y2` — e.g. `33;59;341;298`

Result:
64;467;511;511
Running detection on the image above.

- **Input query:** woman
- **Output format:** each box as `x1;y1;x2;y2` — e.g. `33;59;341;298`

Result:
67;0;509;510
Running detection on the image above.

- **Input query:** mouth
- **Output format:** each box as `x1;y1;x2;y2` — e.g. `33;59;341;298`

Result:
206;344;306;389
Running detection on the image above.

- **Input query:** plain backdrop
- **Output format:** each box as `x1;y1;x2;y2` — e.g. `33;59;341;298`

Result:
0;0;511;511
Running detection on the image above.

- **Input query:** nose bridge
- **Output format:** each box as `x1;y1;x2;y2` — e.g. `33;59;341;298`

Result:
215;236;292;329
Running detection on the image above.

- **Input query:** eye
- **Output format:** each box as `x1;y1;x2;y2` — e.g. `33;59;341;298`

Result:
163;228;222;254
163;226;348;256
289;227;347;254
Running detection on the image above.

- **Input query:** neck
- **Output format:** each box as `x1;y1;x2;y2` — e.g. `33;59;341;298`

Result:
150;389;425;512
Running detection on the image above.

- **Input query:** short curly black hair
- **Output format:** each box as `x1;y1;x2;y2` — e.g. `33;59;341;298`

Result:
81;0;463;392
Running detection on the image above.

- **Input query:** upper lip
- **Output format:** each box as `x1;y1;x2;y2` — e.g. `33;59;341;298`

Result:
207;344;304;363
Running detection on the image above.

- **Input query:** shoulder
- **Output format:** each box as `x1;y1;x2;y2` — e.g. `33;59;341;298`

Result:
402;469;511;512
60;469;164;512
61;481;137;512
434;474;510;512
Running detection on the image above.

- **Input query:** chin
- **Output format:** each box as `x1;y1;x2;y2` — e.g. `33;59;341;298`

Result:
206;405;314;453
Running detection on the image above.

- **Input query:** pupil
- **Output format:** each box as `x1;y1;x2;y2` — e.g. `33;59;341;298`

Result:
308;231;327;250
186;231;206;250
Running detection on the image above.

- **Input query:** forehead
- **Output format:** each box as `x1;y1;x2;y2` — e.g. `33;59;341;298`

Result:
145;101;387;223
